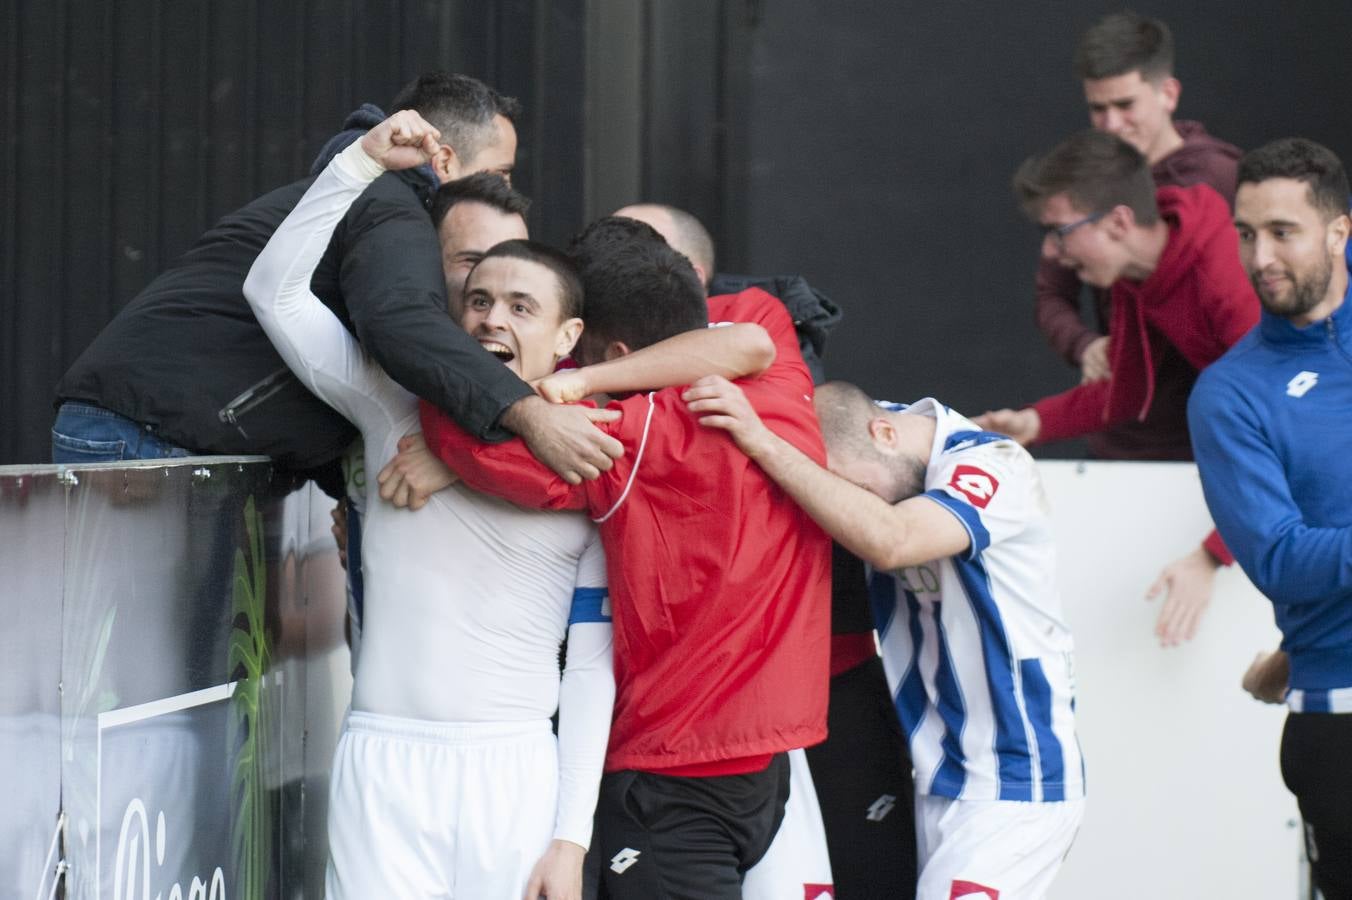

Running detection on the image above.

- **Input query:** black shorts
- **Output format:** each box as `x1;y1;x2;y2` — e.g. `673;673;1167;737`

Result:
804;656;918;898
1281;712;1352;900
595;753;791;900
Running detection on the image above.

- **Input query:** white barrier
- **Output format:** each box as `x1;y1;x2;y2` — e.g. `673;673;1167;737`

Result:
1040;461;1302;899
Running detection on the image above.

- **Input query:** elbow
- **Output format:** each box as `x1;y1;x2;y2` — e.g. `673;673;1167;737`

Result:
738;324;776;376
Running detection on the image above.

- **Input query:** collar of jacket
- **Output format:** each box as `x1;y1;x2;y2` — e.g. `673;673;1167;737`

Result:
1259;258;1352;351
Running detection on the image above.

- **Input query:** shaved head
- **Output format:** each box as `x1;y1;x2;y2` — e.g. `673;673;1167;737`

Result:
814;381;928;504
613;203;715;288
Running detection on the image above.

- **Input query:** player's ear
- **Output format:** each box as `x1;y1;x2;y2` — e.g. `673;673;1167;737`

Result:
430;143;461;184
868;416;898;451
555;318;584;358
603;340;632;362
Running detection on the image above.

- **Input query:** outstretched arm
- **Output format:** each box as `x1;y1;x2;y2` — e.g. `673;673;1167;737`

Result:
683;375;969;569
536;324;775;403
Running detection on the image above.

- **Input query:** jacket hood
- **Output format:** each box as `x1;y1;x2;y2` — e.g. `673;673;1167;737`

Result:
1152;120;1242;188
1142;183;1238;302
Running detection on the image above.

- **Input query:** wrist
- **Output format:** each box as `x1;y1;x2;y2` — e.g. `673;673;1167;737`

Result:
338;139;387;181
500;394;544;435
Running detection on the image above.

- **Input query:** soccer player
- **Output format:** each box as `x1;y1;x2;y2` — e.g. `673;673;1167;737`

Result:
416;223;832;899
1189;137;1352;897
243;111;614;899
685;377;1085;898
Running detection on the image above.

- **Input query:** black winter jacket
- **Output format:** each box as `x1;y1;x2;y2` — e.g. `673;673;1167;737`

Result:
56;168;533;479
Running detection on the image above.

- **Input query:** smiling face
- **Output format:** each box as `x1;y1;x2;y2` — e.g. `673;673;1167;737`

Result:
457;256;582;381
1235;177;1349;325
1083;70;1179;162
1037;192;1125;288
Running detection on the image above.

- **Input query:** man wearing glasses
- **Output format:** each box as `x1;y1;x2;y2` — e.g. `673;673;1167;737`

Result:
976;129;1257;460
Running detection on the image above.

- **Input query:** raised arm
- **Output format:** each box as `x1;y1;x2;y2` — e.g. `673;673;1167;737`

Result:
683;376;970;570
242;117;440;434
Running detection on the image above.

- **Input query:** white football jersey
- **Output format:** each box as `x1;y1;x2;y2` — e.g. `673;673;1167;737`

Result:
870;399;1084;803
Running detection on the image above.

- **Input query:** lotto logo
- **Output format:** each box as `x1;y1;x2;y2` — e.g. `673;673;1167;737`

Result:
949;880;999;899
804;885;834;900
610;847;641;874
948;465;999;509
865;793;897;821
1286;370;1319;398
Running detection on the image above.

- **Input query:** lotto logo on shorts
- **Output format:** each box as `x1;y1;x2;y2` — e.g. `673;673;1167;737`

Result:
804;885;834;900
948;465;999;509
949;880;999;899
865;793;896;821
610;847;641;874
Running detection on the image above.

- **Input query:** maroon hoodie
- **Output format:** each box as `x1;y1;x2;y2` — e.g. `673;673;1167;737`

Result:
1031;184;1258;447
1033;121;1242;459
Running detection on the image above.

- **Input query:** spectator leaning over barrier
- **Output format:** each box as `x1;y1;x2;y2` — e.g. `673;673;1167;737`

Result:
976;129;1259;644
681;376;1085;899
1026;12;1246;649
53;72;620;497
1188;138;1352;898
613;201;915;899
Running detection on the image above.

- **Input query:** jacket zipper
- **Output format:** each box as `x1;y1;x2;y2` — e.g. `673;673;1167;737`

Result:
218;367;295;437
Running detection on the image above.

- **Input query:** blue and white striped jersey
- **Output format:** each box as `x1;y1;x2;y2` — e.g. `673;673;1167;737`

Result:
870;398;1085;803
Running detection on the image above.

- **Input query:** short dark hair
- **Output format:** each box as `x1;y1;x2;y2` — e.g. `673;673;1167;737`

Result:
1237;138;1351;223
1013;129;1159;225
1074;12;1174;82
569;219;707;353
474;239;584;322
813;381;883;461
390;72;520;164
429;172;530;230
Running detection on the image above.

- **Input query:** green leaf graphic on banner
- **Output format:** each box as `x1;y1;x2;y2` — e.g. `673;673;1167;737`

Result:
228;495;273;899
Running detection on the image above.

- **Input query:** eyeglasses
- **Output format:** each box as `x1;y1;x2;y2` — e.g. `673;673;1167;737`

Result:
1042;211;1107;249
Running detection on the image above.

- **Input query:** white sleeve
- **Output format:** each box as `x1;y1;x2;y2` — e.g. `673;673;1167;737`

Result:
554;532;614;849
241;142;408;436
923;442;1035;560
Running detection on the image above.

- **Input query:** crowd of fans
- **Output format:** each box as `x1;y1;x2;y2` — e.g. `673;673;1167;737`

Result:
49;10;1352;900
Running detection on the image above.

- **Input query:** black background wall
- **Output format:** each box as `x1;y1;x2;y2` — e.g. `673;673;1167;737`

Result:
5;0;1352;464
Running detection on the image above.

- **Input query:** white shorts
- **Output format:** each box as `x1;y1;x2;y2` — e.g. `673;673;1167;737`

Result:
326;710;558;900
914;793;1084;900
743;748;835;899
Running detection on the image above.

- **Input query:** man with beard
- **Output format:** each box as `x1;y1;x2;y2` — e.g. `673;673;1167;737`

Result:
1188;138;1352;898
682;377;1085;899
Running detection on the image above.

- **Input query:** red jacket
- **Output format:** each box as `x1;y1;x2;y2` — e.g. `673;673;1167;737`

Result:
1032;184;1259;444
420;288;831;772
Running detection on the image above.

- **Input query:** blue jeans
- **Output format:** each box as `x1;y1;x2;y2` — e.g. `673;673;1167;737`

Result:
51;402;196;463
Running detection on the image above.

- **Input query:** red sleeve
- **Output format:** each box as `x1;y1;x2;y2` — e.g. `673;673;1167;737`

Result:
709;288;814;395
418;399;592;511
1029;379;1117;445
1034;258;1101;366
1202;528;1236;567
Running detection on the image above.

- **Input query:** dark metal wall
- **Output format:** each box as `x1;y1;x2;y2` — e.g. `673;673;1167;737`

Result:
8;1;1352;464
2;0;586;465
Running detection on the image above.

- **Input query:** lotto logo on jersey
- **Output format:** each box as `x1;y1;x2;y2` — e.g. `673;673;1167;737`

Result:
804;886;834;900
610;847;641;874
949;880;999;899
948;465;999;508
865;793;897;821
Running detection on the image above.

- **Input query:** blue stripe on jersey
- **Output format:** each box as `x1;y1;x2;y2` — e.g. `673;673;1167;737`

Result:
1020;658;1066;801
953;553;1035;801
942;430;1009;454
346;499;365;626
895;590;930;744
868;569;898;637
931;613;969;797
923;489;991;559
568;587;611;625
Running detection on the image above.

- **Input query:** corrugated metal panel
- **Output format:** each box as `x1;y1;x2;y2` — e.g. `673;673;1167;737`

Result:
2;0;592;464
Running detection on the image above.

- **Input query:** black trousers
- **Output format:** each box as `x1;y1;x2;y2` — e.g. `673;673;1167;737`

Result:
1281;712;1352;900
804;656;918;899
595;753;790;900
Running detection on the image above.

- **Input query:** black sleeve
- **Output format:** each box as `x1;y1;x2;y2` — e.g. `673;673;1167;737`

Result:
336;174;532;440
